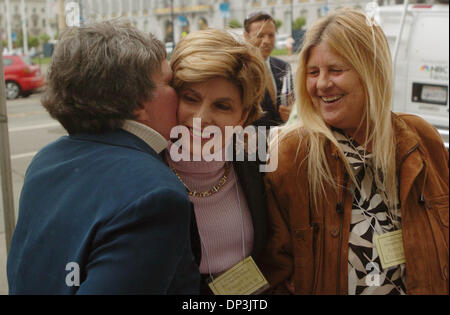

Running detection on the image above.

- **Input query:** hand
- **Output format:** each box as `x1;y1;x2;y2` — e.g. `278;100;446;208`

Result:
279;102;293;122
285;279;295;294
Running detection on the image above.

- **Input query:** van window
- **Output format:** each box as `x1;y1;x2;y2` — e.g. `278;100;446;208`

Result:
22;56;35;66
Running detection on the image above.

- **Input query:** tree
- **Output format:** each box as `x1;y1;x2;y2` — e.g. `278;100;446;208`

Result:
293;17;306;30
28;36;39;48
40;34;51;44
228;19;242;29
275;19;282;31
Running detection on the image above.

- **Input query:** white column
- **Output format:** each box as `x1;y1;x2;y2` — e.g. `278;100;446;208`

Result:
118;0;123;16
46;0;53;36
106;0;112;20
5;0;12;52
97;0;102;20
20;0;28;55
138;0;144;30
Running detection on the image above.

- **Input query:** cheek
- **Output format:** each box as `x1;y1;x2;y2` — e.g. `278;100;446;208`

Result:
163;89;178;118
306;79;317;99
176;101;190;123
253;38;262;47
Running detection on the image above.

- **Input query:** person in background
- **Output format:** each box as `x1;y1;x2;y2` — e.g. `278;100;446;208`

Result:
167;29;270;295
262;8;448;295
7;20;200;294
244;11;294;127
286;36;295;56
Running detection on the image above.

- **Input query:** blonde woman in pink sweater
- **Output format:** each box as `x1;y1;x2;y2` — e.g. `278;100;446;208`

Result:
166;29;270;295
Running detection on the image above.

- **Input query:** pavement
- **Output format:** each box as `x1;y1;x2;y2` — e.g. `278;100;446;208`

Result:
0;236;6;294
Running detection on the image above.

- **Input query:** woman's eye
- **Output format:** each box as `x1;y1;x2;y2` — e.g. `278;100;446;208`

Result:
308;70;319;76
330;69;343;73
215;103;231;111
182;95;197;103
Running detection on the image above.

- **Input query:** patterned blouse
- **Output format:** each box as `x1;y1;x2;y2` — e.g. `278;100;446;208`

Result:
333;130;407;295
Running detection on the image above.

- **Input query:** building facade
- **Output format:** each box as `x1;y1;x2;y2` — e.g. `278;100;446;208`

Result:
1;0;442;47
0;0;58;40
78;0;376;42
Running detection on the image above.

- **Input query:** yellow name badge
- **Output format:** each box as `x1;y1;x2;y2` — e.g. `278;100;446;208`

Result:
208;257;269;295
374;229;406;270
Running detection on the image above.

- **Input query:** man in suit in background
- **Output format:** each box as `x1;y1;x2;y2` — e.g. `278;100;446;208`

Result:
244;11;294;127
7;20;200;294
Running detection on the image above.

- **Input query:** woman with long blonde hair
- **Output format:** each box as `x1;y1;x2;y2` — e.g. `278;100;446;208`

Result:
262;8;448;294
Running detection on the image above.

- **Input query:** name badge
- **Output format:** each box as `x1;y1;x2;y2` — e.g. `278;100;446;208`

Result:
374;229;406;269
208;257;269;295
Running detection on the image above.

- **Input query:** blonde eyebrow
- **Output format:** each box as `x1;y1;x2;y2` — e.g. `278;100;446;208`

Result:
214;97;234;104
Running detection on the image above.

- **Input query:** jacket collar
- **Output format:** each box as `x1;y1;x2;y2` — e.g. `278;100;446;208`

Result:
328;113;422;163
391;113;421;166
391;113;424;205
70;129;161;159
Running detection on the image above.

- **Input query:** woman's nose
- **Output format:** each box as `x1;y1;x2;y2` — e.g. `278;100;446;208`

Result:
317;72;332;91
193;105;213;125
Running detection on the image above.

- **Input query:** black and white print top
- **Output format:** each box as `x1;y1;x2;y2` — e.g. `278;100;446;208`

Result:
333;130;407;295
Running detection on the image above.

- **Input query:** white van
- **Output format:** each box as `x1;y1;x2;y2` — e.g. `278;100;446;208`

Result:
377;4;449;148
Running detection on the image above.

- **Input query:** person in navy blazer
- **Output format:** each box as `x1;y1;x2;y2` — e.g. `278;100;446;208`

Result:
7;20;200;294
244;11;294;127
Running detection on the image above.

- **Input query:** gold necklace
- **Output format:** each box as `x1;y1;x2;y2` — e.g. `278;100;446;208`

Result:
171;162;232;198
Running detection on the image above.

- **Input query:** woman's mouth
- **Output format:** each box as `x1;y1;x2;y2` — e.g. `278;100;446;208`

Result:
320;95;344;104
188;127;212;140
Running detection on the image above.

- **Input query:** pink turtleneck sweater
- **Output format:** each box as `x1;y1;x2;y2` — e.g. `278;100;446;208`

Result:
165;150;254;275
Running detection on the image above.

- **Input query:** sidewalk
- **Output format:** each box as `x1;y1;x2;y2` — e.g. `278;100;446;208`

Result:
0;234;8;294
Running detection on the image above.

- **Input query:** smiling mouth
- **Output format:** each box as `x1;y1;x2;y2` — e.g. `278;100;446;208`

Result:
188;127;212;140
320;95;344;103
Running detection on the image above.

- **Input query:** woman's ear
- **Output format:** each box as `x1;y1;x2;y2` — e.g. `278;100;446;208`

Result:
244;31;250;42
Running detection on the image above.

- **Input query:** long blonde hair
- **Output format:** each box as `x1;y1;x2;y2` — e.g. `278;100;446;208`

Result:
278;8;397;211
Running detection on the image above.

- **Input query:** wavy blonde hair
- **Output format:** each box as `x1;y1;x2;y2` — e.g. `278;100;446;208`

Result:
170;29;268;126
277;8;397;211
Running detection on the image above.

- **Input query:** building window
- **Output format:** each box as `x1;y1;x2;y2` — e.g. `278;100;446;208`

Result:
198;17;208;30
252;0;261;8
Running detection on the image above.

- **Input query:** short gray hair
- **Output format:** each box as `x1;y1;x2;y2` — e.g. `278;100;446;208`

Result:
42;19;165;134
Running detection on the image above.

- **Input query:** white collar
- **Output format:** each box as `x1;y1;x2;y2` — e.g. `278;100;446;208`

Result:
121;120;168;154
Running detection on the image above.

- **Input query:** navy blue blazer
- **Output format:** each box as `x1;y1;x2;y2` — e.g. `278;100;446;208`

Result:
7;130;200;294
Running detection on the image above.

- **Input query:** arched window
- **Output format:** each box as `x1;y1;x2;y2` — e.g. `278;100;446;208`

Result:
198;17;208;30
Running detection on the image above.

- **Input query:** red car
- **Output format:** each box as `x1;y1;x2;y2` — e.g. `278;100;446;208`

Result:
3;54;45;100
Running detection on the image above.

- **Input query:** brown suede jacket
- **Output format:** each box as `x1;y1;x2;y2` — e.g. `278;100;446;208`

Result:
262;113;449;295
